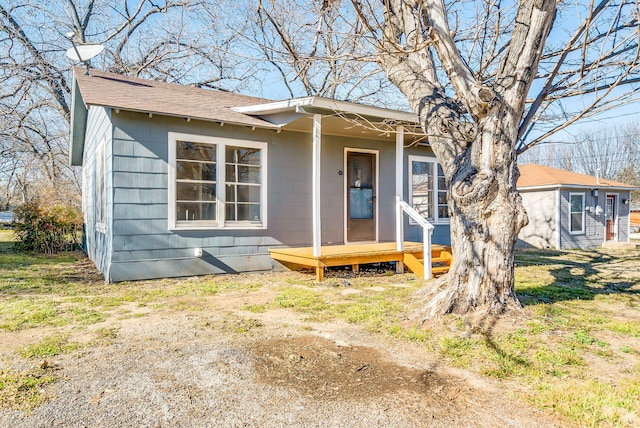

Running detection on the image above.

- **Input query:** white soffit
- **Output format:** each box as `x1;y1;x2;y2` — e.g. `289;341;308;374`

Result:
232;96;420;124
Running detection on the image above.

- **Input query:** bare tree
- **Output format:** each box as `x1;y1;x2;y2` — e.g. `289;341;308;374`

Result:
0;0;253;207
520;124;640;178
338;0;640;318
247;0;405;106
520;120;640;200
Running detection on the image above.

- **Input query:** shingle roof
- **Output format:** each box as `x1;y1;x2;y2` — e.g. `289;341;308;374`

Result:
73;67;278;129
518;164;635;189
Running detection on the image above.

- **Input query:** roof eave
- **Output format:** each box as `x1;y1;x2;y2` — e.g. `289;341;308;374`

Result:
90;103;280;130
233;96;420;124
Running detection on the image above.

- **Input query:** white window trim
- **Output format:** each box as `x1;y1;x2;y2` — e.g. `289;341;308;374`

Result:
408;155;449;225
95;137;107;234
569;192;585;235
168;132;268;230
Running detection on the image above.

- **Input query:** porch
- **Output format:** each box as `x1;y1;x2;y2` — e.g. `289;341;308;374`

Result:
269;242;452;281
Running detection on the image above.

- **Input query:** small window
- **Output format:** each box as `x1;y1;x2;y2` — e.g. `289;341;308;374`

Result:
409;156;448;223
569;193;585;234
169;133;267;230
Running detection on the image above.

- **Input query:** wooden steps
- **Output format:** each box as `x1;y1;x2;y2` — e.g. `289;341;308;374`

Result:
403;247;452;279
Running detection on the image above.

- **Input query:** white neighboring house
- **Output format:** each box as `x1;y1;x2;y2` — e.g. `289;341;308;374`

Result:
517;164;636;250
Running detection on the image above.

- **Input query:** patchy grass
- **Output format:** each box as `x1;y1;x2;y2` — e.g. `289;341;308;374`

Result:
1;229;640;425
428;248;640;426
0;369;58;412
18;335;81;359
268;281;417;330
92;327;119;346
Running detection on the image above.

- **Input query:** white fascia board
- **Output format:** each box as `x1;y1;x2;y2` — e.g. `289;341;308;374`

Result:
233;96;420;123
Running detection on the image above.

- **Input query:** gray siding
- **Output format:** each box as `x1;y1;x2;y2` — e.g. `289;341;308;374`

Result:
517;189;557;249
107;112;317;281
559;189;603;249
616;191;632;242
82;106;112;279
91;110;445;281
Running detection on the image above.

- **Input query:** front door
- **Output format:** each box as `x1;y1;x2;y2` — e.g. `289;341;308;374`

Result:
606;195;616;241
346;150;377;242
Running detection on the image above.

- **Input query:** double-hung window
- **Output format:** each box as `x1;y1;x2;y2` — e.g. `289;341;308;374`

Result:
569;193;585;234
408;155;449;223
169;132;267;229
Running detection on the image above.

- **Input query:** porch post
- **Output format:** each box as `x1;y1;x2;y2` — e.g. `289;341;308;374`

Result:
312;114;322;257
395;126;404;274
395;126;404;252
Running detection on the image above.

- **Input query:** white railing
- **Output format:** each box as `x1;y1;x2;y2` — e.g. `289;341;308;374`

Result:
396;196;435;280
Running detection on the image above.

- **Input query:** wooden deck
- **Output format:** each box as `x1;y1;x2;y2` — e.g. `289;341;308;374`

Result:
269;242;451;281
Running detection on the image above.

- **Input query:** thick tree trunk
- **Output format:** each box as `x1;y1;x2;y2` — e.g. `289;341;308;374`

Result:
415;111;529;320
374;0;554;319
416;165;528;319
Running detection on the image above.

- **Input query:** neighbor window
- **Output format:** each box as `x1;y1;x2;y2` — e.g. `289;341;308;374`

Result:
409;156;449;223
569;193;585;234
169;133;266;229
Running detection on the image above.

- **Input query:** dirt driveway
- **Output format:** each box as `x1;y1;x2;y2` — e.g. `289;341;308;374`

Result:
0;271;561;428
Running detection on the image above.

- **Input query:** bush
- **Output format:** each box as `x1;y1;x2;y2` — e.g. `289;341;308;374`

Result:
13;201;83;255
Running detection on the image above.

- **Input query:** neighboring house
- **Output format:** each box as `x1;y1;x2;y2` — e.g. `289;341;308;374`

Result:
69;68;450;282
517;164;636;250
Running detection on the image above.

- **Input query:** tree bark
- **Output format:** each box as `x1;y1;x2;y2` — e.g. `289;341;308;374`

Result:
374;0;556;318
415;108;529;319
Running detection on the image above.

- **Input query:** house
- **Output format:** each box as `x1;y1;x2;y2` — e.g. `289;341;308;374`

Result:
517;164;636;250
69;68;451;282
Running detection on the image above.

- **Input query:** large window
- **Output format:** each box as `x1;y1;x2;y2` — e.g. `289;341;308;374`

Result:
169;133;266;229
569;193;585;234
409;156;449;223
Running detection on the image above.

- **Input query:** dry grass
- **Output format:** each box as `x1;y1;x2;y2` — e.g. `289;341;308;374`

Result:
1;229;639;425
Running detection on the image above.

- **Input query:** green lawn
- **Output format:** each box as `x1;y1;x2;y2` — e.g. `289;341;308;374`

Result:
0;229;639;426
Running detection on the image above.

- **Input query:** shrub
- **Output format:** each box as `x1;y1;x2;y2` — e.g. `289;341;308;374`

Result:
13;201;83;255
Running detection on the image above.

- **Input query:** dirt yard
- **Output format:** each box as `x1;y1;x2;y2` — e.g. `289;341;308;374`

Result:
0;267;564;427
